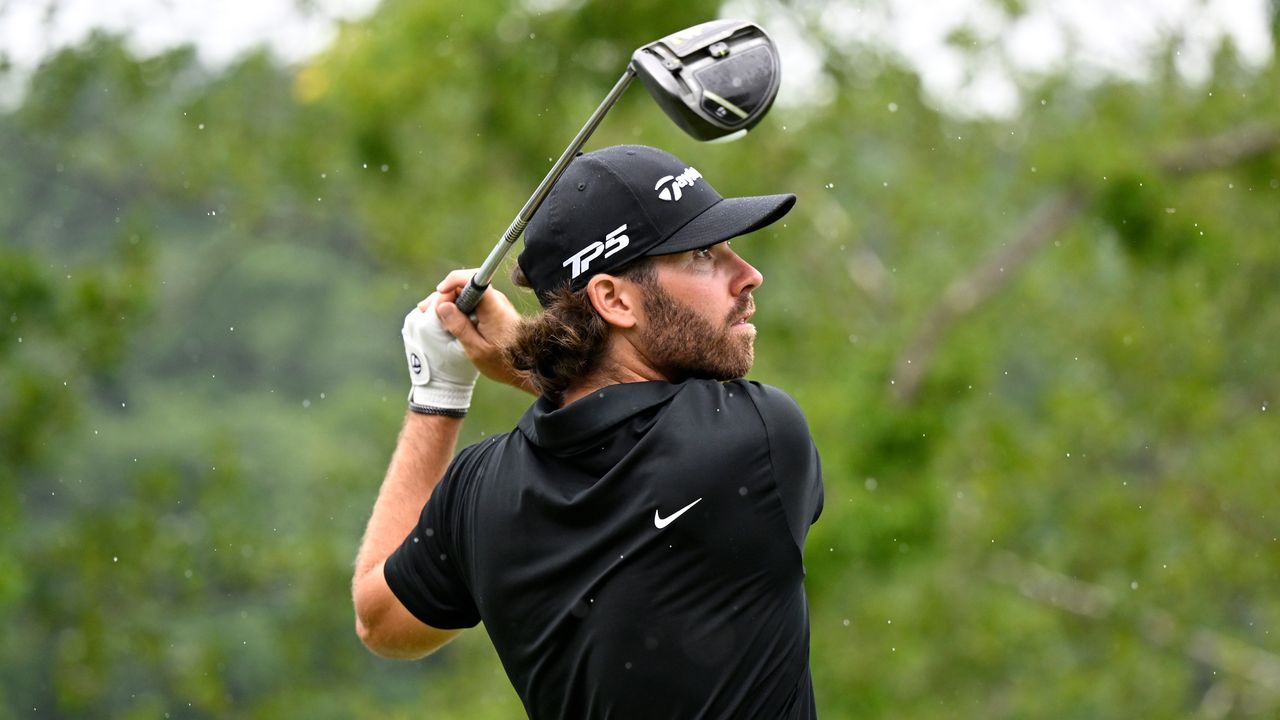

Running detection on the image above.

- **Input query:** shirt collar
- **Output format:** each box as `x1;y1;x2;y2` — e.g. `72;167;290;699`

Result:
516;381;683;450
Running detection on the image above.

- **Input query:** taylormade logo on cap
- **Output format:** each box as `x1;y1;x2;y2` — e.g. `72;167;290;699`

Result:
655;166;703;201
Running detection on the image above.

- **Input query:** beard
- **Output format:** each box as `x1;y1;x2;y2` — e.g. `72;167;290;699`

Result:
637;282;755;382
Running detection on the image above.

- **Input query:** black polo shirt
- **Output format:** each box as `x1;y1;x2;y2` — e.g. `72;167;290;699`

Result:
385;379;824;718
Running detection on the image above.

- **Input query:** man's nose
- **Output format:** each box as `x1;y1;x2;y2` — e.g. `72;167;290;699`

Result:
728;247;764;295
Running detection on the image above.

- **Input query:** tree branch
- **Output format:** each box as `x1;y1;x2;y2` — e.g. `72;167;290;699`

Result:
1158;123;1280;176
989;552;1280;700
890;123;1280;405
891;188;1087;404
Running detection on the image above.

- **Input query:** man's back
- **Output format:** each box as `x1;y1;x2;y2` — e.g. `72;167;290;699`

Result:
385;379;823;718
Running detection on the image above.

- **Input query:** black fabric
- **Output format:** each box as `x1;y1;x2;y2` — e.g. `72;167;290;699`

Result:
516;145;795;304
385;379;824;719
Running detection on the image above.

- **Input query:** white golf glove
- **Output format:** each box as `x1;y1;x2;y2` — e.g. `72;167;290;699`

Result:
402;293;479;417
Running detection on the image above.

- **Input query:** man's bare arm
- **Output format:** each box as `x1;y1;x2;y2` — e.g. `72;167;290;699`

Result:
352;411;463;658
353;276;531;658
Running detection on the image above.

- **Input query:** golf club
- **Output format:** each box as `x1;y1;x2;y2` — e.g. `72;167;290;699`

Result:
454;19;781;314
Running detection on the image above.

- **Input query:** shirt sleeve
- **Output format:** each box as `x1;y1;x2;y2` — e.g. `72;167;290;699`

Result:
383;444;483;630
744;382;824;550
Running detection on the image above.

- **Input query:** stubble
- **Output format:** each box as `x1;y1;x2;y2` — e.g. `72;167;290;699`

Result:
638;282;755;382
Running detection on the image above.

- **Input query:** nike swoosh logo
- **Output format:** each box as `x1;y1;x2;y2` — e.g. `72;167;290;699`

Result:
654;498;702;529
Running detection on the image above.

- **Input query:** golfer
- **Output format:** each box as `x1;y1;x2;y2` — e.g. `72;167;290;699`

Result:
353;145;824;718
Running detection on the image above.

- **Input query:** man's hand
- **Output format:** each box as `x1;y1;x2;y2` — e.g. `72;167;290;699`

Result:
402;292;480;415
434;270;537;396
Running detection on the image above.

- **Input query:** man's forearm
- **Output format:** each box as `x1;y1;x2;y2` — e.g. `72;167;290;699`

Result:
354;411;463;583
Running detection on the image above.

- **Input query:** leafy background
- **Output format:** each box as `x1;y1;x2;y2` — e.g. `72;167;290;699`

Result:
2;0;1279;717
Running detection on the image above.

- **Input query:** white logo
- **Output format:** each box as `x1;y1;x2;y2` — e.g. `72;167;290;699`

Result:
654;166;703;202
563;224;630;279
653;498;702;529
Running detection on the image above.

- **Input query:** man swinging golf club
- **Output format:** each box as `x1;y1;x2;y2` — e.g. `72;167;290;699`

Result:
352;144;824;718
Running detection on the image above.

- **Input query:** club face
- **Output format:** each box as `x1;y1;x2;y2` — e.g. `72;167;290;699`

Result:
630;19;781;142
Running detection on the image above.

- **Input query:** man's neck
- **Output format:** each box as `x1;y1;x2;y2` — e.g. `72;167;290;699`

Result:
559;337;669;407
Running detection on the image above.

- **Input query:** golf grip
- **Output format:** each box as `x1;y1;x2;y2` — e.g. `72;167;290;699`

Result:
452;68;638;316
454;277;488;316
455;216;526;313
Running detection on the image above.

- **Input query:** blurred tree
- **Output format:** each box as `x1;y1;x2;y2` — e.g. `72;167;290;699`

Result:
1;0;1278;718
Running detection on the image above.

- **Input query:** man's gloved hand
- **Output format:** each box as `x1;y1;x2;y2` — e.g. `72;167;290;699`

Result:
402;293;480;417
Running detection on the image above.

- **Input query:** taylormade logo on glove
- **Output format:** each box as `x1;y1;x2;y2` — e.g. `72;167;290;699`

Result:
402;294;480;417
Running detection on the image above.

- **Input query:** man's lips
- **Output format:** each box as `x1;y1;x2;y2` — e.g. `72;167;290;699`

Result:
730;299;756;326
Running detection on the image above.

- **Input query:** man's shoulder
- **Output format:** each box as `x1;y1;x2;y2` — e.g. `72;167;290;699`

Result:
447;430;522;484
678;378;803;415
457;429;520;462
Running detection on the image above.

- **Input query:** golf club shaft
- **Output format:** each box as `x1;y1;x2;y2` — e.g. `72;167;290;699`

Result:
455;67;638;314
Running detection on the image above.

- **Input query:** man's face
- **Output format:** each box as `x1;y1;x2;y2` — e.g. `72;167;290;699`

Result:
635;242;764;381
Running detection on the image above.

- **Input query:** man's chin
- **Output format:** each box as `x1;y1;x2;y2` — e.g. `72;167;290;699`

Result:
713;349;754;382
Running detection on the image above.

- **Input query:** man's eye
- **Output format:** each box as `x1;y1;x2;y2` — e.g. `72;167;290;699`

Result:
693;247;714;259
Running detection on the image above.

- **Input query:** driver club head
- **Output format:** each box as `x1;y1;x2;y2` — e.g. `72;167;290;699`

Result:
630;19;782;142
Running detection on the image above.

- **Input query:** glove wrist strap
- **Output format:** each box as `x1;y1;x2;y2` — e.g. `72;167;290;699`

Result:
407;383;474;417
407;403;468;418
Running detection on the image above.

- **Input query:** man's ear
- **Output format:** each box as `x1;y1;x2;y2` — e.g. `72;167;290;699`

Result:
586;274;641;329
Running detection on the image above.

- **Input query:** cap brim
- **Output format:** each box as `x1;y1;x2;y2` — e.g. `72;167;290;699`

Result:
644;193;796;256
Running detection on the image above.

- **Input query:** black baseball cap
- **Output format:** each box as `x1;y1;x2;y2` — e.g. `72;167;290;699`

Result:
517;145;796;305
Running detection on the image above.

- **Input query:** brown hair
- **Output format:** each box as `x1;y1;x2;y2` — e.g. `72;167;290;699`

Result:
506;259;655;402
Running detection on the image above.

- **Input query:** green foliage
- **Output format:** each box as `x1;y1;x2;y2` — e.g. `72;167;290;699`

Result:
2;1;1279;717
